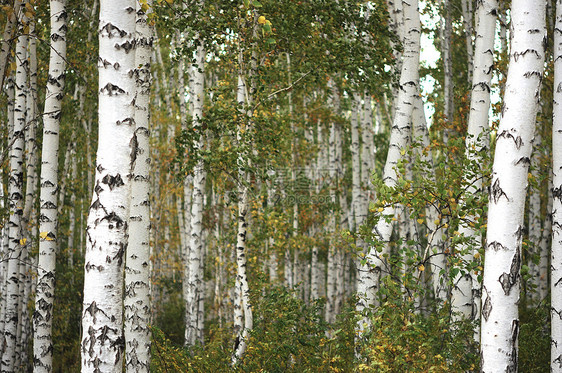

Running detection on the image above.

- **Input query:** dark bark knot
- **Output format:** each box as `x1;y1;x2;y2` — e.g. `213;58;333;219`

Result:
115;40;135;54
497;129;523;149
499;246;521;296
491;178;508;204
482;289;492;322
101;212;125;230
100;82;125;96
102;173;124;190
100;23;127;38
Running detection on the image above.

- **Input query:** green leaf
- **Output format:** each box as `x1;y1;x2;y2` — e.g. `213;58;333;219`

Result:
252;0;263;7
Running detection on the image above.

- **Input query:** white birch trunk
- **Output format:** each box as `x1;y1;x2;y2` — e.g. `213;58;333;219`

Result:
365;0;420;310
0;0;22;89
232;74;253;364
33;1;67;371
552;1;562;369
481;1;546;370
0;78;15;361
461;0;474;83
2;14;27;372
441;0;454;139
451;0;497;332
186;41;207;347
81;1;136;370
124;1;152;371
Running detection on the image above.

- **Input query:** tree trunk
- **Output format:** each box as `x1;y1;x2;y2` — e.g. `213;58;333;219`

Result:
365;0;420;312
451;0;497;337
186;40;207;348
81;0;136;370
480;0;546;370
33;1;67;371
124;1;152;371
552;1;562;369
3;10;28;371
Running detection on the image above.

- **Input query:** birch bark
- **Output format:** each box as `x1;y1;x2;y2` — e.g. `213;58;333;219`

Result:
33;1;67;371
81;0;136;370
480;0;546;370
186;39;207;348
124;1;152;371
365;0;420;310
451;0;497;333
552;1;562;369
2;11;27;371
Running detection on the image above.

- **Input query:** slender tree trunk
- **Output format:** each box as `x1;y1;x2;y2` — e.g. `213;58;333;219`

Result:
232;73;253;363
81;0;136;370
480;1;546;370
365;0;420;311
552;1;562;369
2;10;27;370
451;0;497;337
0;0;22;89
33;1;67;371
186;40;207;348
124;1;152;371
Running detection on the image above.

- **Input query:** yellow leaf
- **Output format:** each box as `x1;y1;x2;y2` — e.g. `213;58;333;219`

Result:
418;264;425;272
19;238;27;246
417;218;423;224
258;16;266;24
40;231;55;241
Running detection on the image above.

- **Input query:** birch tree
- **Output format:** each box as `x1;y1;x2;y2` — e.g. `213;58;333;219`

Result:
81;0;136;371
552;0;562;369
2;7;28;370
451;0;497;336
480;0;546;370
33;1;67;371
186;30;207;348
364;0;420;311
124;0;153;370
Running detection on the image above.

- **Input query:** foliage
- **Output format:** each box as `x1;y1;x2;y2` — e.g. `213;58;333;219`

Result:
519;303;550;372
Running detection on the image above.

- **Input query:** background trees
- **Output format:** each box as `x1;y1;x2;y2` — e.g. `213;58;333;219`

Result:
0;0;558;371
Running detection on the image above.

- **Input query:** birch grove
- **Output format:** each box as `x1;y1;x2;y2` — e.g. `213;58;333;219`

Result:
1;0;562;370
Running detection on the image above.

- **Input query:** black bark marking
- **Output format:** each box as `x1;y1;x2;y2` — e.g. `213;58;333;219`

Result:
497;129;523;149
554;186;562;201
116;117;134;126
130;133;138;169
113;243;125;266
482;289;492;321
515;156;530;166
41;180;55;188
473;81;491;92
100;23;127;38
554;354;562;369
102;174;124;190
512;49;541;62
508;319;519;373
99;58;112;69
83;301;107;324
523;71;542;80
515;225;524;241
499;246;520;295
100;83;125;96
115;40;135;54
101;212;125;230
491;178;508;203
488;241;508;251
